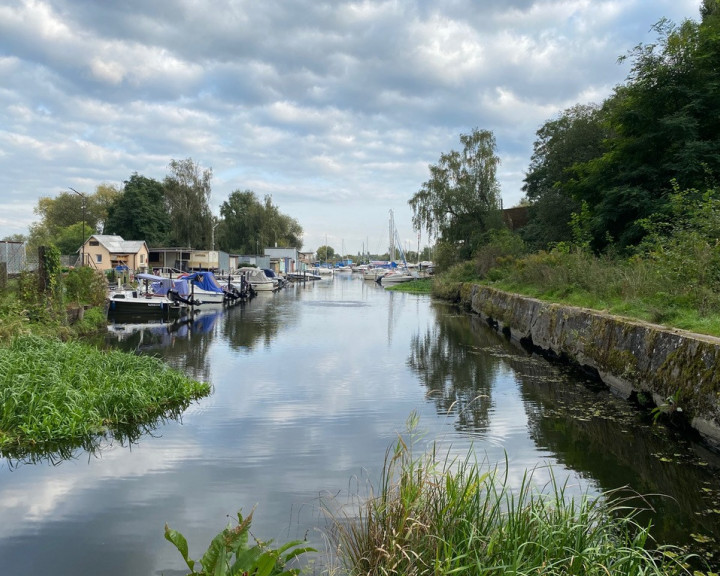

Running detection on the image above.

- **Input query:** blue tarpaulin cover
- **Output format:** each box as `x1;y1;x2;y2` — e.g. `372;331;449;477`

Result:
182;271;225;293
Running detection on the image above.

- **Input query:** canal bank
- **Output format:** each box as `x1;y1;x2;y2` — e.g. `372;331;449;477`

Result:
447;283;720;451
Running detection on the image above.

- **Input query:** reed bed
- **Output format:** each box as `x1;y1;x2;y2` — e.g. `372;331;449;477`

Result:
0;335;211;454
329;431;697;576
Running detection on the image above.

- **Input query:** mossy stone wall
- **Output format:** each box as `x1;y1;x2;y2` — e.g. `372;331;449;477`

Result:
461;284;720;449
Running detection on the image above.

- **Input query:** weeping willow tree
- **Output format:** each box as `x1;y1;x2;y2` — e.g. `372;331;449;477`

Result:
409;128;503;262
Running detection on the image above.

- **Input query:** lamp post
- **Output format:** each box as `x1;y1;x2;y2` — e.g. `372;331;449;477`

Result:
69;187;86;267
211;221;219;251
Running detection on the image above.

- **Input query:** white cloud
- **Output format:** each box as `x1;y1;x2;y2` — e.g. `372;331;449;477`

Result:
0;0;703;252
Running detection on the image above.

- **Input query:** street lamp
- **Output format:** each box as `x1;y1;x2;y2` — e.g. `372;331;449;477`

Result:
211;221;219;251
69;187;86;267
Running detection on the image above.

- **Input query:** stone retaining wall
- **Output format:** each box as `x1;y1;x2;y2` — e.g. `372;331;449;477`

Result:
458;284;720;449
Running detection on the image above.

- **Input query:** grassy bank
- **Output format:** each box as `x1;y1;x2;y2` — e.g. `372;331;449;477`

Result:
326;422;702;576
431;244;720;337
383;277;433;294
0;335;210;458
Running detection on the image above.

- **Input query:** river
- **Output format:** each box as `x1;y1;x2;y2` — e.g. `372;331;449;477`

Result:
1;273;719;574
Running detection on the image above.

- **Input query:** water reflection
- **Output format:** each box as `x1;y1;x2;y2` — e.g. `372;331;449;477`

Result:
408;299;720;560
408;305;497;434
3;278;720;575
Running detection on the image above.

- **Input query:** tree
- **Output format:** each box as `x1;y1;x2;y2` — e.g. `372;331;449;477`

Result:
28;185;115;256
521;104;607;249
567;13;720;249
217;190;263;253
2;234;26;243
316;245;335;261
164;158;213;248
217;190;303;253
104;174;171;244
409;128;502;259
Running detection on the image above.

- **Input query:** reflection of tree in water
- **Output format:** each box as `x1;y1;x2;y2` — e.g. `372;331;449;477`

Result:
408;305;511;433
513;360;720;559
1;403;189;469
222;296;293;351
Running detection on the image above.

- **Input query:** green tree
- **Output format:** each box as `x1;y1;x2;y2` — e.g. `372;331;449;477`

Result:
316;245;335;261
409;128;502;260
521;104;607;249
217;190;263;254
28;186;115;256
164;158;213;248
568;12;720;249
104;174;171;244
217;190;303;253
1;234;27;243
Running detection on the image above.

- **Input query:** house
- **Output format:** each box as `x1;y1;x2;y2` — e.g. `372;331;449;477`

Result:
81;235;149;274
264;247;299;274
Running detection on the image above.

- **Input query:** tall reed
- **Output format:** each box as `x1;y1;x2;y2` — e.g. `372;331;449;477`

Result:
329;429;697;576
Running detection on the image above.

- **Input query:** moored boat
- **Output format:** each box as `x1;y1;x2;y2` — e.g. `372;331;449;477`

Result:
234;267;277;292
181;271;227;304
107;273;196;319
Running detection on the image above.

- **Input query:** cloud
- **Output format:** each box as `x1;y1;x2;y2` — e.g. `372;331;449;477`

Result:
0;0;703;253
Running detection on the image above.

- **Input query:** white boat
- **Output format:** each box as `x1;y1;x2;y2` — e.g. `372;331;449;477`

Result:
309;266;334;278
379;269;418;285
235;267;277;292
181;271;227;304
378;210;419;286
363;267;388;281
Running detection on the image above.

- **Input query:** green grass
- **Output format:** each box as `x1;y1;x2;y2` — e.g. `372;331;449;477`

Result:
0;335;211;458
432;249;720;337
328;417;700;576
384;278;433;294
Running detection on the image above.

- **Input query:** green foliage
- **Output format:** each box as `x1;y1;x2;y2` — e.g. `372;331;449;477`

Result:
165;510;315;576
521;104;606;250
218;190;303;253
432;240;462;273
0;335;211;455
569;200;593;251
315;245;335;261
164;158;214;248
474;228;527;278
53;222;87;256
28;187;115;256
64;267;108;307
329;420;696;576
104;173;171;244
384;278;432;294
409;128;503;259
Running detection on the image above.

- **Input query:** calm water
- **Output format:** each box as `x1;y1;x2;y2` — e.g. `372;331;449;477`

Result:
2;274;720;575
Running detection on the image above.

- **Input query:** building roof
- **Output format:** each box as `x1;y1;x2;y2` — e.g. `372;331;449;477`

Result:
89;235;147;254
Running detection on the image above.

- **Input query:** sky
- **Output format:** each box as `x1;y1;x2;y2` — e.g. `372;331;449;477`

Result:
0;0;703;256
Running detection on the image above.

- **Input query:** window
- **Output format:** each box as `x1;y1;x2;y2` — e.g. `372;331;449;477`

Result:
89;240;99;247
96;254;102;263
140;254;145;264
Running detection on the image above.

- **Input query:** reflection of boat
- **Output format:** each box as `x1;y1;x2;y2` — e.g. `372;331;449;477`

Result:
287;270;322;281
